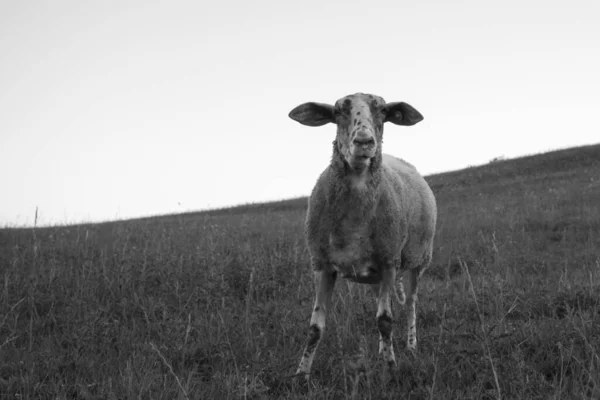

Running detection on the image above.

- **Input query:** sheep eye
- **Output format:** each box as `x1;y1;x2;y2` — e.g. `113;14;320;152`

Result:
380;108;388;115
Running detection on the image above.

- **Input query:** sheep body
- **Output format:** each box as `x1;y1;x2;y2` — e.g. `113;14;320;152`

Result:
307;152;436;283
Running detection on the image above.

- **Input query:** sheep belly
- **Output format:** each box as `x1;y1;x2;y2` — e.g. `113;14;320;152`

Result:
328;232;380;284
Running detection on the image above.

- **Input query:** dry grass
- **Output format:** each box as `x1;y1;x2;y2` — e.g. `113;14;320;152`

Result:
1;144;599;399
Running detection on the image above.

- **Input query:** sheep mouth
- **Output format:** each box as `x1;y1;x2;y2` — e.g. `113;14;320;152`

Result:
350;147;376;160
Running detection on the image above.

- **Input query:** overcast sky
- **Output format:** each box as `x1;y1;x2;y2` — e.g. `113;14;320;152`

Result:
1;0;599;226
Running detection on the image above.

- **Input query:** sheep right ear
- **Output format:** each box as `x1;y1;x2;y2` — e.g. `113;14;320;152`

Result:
289;102;335;126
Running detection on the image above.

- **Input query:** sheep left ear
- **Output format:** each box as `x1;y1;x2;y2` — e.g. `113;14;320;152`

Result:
384;102;423;126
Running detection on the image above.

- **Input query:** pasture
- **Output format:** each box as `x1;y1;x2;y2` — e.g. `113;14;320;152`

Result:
1;144;599;399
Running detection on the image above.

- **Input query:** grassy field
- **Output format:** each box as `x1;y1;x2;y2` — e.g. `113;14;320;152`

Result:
1;144;599;399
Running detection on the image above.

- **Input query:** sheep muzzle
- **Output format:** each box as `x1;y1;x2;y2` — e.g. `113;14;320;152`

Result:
347;134;377;170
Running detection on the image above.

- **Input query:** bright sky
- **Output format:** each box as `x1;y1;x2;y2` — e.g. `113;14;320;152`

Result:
1;0;599;226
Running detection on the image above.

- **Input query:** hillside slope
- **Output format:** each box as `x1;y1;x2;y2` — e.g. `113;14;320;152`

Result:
1;143;599;399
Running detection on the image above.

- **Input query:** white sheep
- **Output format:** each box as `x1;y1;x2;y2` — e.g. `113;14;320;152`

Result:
289;93;437;376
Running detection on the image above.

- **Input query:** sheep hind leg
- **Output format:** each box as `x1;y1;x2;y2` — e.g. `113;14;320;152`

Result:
376;267;397;368
396;274;406;306
403;268;420;351
296;269;337;377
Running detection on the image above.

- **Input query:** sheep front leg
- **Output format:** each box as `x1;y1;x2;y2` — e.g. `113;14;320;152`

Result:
296;269;337;377
377;267;397;367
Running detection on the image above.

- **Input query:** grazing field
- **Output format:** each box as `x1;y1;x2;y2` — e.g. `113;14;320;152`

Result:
1;144;599;399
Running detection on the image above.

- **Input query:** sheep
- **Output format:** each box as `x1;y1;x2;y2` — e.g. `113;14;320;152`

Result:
289;93;437;376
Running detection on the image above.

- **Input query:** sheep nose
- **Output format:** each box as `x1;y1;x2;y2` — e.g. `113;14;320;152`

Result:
353;137;375;146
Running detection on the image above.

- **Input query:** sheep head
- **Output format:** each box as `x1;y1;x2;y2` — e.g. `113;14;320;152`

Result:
289;93;423;173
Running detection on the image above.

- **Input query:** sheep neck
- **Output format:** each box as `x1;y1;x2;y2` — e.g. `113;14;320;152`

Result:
328;140;382;239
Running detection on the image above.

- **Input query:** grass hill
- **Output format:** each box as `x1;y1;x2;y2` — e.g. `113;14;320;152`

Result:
1;144;599;399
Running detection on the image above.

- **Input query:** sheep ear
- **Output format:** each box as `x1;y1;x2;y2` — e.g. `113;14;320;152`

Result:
384;102;423;126
289;102;335;127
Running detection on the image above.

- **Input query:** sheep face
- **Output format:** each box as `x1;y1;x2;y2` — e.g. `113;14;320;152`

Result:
289;93;424;173
333;93;385;172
